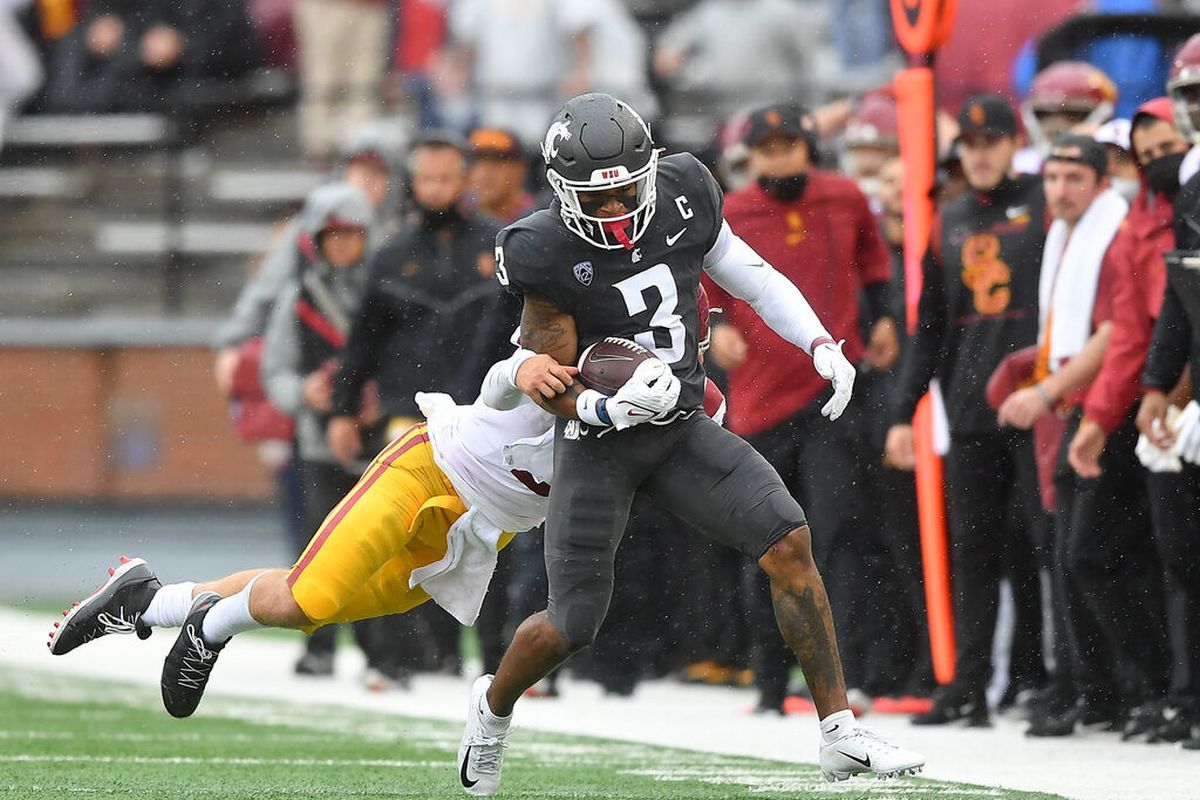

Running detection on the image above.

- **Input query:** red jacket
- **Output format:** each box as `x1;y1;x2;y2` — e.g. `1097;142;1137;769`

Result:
1083;190;1175;433
706;171;891;436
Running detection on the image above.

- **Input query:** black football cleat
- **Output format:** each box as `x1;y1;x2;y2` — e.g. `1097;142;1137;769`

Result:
49;556;159;655
161;592;227;718
911;685;990;727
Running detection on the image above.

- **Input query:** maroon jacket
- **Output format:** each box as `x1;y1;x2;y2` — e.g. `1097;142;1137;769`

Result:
706;170;891;436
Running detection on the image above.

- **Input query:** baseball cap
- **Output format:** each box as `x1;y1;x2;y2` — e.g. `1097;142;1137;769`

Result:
1094;118;1131;152
1132;96;1175;129
1044;133;1108;176
957;94;1018;138
743;104;817;148
469;128;524;160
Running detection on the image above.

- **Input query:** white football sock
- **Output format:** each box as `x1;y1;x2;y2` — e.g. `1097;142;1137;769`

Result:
200;572;267;645
479;681;512;733
140;582;195;628
819;709;857;744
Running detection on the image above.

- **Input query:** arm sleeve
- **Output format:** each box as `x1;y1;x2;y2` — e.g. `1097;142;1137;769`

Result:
478;349;538;410
703;220;832;355
213;234;299;349
1142;280;1192;392
1084;241;1149;434
330;272;390;417
892;243;946;424
259;283;304;416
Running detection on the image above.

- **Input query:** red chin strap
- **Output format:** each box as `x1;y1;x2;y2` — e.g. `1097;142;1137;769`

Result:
602;218;634;249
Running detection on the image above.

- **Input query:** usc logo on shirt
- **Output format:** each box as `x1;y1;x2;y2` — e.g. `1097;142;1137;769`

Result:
960;233;1012;315
785;211;807;245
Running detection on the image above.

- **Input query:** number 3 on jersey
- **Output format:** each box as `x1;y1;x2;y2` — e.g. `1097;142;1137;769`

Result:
613;264;686;364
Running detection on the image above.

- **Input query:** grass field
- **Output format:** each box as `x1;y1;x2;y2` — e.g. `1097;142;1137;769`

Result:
0;667;1068;800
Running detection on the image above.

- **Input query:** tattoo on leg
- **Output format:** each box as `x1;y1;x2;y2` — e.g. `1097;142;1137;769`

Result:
771;578;848;716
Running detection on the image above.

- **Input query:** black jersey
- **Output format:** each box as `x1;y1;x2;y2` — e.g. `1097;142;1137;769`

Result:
496;153;724;410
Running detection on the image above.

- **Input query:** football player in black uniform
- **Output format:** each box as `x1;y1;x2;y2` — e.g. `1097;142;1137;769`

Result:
457;93;924;795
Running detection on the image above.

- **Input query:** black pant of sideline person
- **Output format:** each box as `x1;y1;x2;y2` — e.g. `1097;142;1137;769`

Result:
1049;413;1170;726
744;393;879;709
924;429;1047;724
1146;464;1200;730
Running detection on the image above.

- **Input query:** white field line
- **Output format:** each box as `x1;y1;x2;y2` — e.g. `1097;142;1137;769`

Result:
2;606;1196;800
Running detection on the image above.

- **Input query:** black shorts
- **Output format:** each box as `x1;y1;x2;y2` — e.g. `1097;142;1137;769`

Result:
544;412;807;644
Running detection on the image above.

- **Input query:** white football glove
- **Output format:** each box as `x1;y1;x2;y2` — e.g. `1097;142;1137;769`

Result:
1176;400;1200;464
812;339;855;421
607;360;681;430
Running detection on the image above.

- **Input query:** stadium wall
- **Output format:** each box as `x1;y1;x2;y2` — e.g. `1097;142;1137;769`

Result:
0;341;272;502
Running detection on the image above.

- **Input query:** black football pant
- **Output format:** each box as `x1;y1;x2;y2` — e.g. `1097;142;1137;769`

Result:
1145;463;1200;708
544;412;806;648
589;495;666;693
943;430;1047;697
1052;413;1170;709
743;396;878;705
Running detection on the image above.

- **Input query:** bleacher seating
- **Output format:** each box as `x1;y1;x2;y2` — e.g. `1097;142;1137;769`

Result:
0;95;320;318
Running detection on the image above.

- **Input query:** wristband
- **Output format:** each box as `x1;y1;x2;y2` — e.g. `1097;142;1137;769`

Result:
1034;383;1054;408
576;389;612;426
809;335;835;354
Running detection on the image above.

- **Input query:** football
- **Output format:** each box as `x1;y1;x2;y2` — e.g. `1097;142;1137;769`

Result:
577;337;656;395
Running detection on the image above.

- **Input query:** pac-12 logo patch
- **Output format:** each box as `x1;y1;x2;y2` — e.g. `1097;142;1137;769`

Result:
573;260;593;286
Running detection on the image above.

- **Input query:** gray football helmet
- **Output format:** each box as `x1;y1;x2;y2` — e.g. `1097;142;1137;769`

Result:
541;93;658;250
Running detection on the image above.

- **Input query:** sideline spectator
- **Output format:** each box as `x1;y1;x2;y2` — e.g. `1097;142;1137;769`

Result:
213;121;408;397
1005;135;1169;736
44;0;255;114
1118;98;1200;744
840;91;900;209
886;95;1050;727
293;0;389;164
704;103;895;712
1138;37;1200;748
465;128;537;224
1092;118;1141;203
327;132;512;459
0;0;42;152
1013;62;1118;175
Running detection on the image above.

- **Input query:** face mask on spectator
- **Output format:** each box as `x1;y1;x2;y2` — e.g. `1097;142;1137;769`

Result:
757;173;808;202
1144;151;1186;198
419;204;462;230
1109;176;1141;203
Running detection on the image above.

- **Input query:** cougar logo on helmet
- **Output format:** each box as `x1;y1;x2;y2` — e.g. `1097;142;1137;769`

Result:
542;93;659;250
542;121;572;162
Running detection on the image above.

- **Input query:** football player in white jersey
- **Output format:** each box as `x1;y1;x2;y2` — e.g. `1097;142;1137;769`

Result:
47;312;728;720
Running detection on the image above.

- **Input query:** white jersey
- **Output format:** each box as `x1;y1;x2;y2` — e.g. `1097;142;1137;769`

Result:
421;393;554;534
409;349;726;625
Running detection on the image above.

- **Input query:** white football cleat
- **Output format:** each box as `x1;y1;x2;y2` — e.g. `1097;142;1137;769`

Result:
820;726;925;781
457;675;509;796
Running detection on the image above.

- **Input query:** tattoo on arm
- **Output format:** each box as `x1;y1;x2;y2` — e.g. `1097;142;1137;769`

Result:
521;296;581;419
